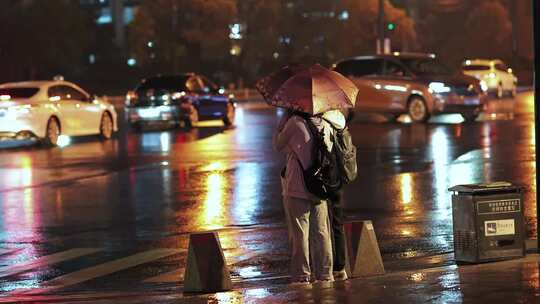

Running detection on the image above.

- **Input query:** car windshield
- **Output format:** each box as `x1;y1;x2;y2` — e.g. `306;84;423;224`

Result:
462;65;490;71
400;58;455;76
136;75;190;92
0;87;40;99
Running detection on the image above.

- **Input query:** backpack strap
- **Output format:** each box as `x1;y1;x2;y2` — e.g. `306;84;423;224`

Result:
293;114;321;141
292;114;326;171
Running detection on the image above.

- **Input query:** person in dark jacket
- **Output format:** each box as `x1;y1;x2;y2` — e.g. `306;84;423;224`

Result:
329;108;354;281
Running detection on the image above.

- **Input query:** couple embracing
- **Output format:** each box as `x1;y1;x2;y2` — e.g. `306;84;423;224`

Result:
257;64;358;284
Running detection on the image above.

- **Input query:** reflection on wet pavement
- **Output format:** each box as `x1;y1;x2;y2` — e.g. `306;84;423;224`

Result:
201;163;228;230
0;93;536;296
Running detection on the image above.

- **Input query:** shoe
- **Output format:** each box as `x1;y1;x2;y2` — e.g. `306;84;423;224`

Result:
333;270;348;281
289;277;311;285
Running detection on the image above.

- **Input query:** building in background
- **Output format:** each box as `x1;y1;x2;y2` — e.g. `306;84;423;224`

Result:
80;0;139;50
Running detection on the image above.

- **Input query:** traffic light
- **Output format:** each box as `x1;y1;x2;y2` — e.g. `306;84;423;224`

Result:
387;22;395;31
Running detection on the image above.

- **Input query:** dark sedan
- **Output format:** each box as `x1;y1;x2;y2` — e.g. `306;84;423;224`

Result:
125;73;235;129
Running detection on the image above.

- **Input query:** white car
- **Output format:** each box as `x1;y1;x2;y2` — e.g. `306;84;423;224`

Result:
462;59;518;98
0;80;118;146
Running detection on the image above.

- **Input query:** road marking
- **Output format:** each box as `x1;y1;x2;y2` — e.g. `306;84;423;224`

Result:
0;248;101;279
19;248;182;295
144;249;259;283
0;248;19;256
228;250;259;265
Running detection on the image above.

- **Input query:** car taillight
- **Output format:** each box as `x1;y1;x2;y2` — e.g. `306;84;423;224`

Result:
126;90;137;106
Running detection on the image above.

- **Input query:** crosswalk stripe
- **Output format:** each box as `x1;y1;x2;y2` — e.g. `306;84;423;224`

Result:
0;248;19;256
0;248;101;279
144;250;259;283
20;248;182;295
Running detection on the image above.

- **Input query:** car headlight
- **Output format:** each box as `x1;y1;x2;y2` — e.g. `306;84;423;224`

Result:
428;82;451;94
480;80;488;92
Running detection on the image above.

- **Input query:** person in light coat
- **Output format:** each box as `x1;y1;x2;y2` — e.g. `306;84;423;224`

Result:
273;109;345;283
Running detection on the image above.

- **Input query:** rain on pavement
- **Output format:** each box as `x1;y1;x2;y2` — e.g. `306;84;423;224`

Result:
0;90;535;300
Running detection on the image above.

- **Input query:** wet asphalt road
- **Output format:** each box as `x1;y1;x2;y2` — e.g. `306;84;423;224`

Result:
0;90;535;300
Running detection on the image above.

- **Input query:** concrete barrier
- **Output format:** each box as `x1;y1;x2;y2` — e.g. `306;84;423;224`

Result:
183;232;232;293
344;220;385;277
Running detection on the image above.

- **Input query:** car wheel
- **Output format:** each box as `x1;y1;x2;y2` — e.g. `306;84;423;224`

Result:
462;113;479;122
44;117;60;146
496;84;503;98
184;105;198;129
100;112;113;140
223;102;235;127
407;96;430;123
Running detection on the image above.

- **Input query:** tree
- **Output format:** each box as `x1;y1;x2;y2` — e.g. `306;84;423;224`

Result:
279;0;342;65
0;0;94;82
235;0;283;85
331;0;418;60
234;0;416;84
128;0;417;86
419;0;512;67
384;1;418;52
465;1;512;60
128;0;236;78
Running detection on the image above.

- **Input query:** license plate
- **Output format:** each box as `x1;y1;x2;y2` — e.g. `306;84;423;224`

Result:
138;108;160;118
464;98;480;105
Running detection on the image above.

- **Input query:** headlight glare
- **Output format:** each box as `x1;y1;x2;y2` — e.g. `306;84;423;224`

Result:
480;80;488;92
428;82;451;94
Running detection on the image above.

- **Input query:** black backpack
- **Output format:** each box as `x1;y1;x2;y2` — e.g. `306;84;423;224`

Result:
299;115;357;200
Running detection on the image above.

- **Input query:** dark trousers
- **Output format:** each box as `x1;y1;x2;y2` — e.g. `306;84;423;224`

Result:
328;192;346;272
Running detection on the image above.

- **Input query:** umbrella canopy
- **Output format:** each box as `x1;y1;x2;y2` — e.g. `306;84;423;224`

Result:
256;64;358;115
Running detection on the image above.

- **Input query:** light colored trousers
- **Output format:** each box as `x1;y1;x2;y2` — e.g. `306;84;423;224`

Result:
283;196;334;281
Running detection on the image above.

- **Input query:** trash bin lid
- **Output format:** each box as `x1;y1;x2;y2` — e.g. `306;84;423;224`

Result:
448;181;523;194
